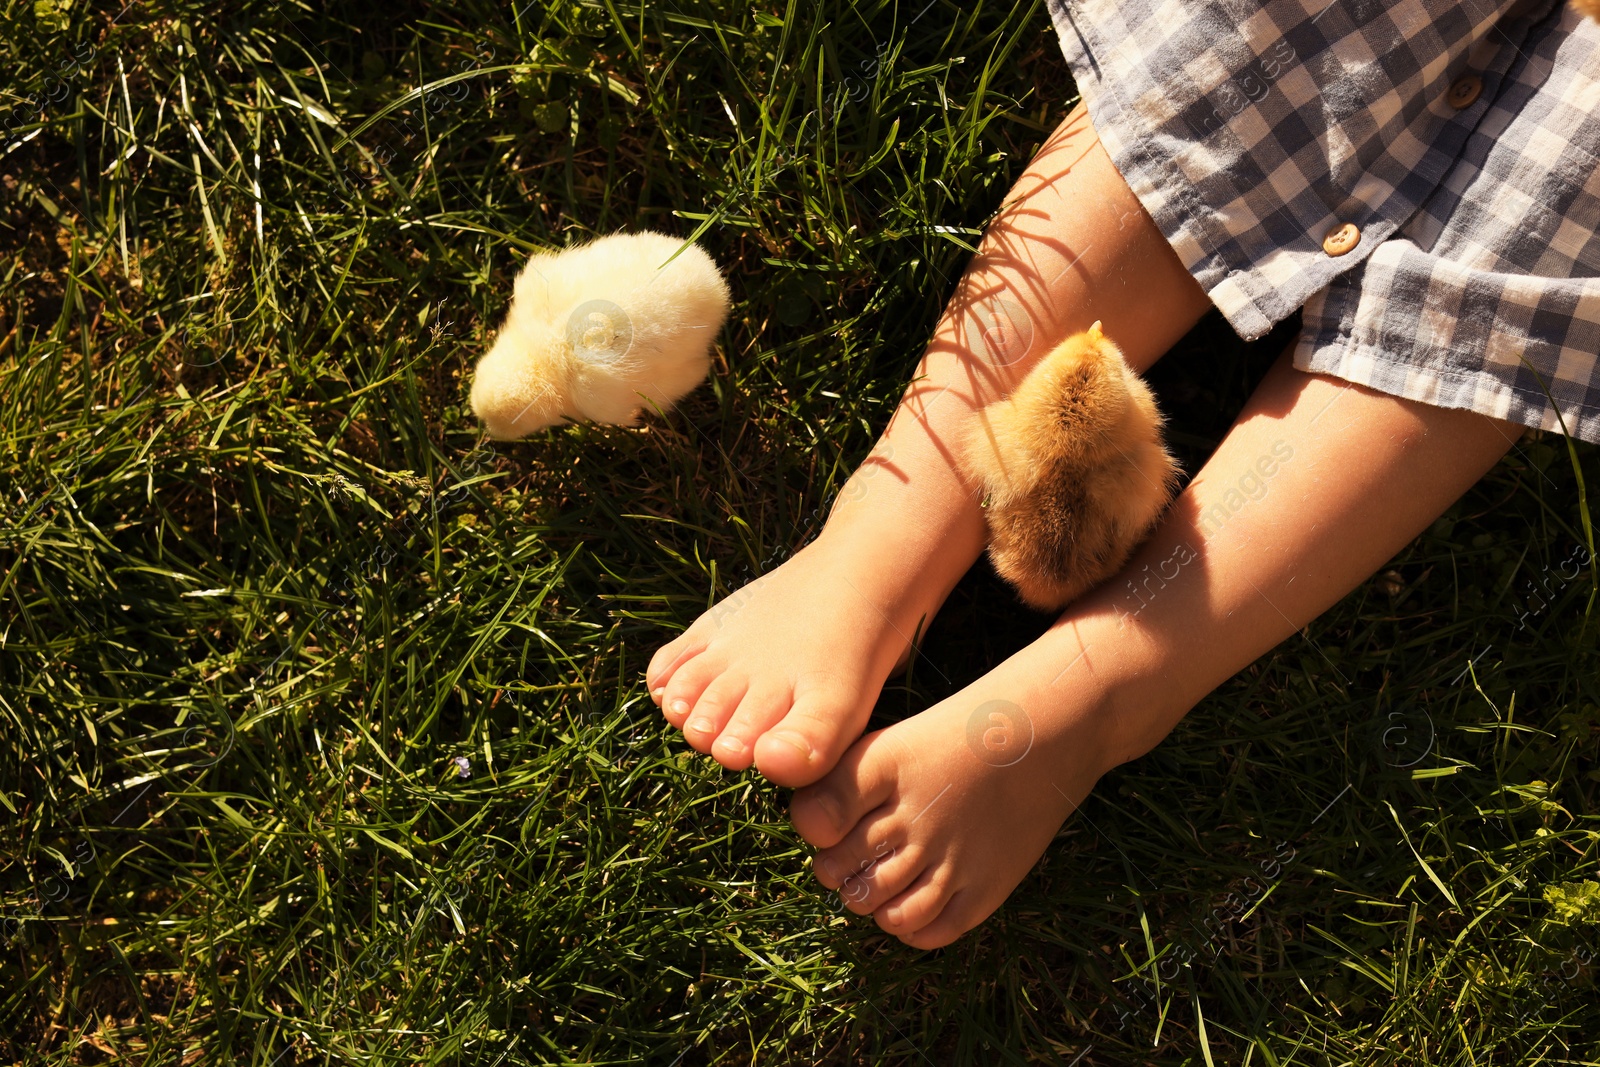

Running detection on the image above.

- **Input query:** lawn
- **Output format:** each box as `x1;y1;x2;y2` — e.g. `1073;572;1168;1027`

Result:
2;0;1598;1063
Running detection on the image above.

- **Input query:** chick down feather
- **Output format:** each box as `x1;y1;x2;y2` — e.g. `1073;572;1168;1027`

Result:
470;231;731;438
961;322;1179;612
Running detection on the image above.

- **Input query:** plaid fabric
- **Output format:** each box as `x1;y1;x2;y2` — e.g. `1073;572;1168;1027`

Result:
1048;0;1600;443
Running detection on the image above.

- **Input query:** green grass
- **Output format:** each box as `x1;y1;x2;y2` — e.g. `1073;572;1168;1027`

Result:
2;1;1598;1063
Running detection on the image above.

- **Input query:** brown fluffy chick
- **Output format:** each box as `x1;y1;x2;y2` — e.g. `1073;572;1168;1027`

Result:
961;322;1179;612
1575;0;1600;20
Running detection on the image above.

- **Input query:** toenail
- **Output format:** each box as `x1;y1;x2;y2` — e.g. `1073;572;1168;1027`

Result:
882;905;902;925
716;736;746;756
650;687;664;702
768;730;814;761
685;717;713;735
669;699;690;716
807;790;842;830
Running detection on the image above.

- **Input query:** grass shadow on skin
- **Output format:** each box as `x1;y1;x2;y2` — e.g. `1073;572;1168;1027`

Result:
1;1;1597;1064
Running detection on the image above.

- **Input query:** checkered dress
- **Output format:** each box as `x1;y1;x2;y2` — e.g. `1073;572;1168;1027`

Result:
1047;0;1600;443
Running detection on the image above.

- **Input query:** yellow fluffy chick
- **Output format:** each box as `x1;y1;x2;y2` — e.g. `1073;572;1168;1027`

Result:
961;322;1179;612
469;231;731;438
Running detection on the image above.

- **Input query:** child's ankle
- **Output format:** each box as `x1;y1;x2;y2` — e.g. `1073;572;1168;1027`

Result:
1029;611;1192;773
817;489;987;567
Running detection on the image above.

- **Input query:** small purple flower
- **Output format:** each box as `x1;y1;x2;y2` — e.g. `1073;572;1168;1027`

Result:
452;756;471;779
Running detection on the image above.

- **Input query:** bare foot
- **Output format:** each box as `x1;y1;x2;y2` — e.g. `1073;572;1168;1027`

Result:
645;518;953;787
789;644;1121;948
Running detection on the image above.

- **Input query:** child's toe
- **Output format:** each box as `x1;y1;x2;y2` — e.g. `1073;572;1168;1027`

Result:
680;673;748;752
711;680;791;769
659;653;724;727
836;844;924;916
813;812;903;900
753;683;867;787
875;868;948;936
646;633;708;705
896;887;973;950
789;738;895;848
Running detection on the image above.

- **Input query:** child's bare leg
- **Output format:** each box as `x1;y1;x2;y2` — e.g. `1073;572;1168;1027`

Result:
646;103;1211;786
792;346;1520;948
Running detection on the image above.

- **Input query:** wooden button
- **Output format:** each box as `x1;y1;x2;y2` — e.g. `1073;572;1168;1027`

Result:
1322;222;1361;257
1448;74;1483;110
